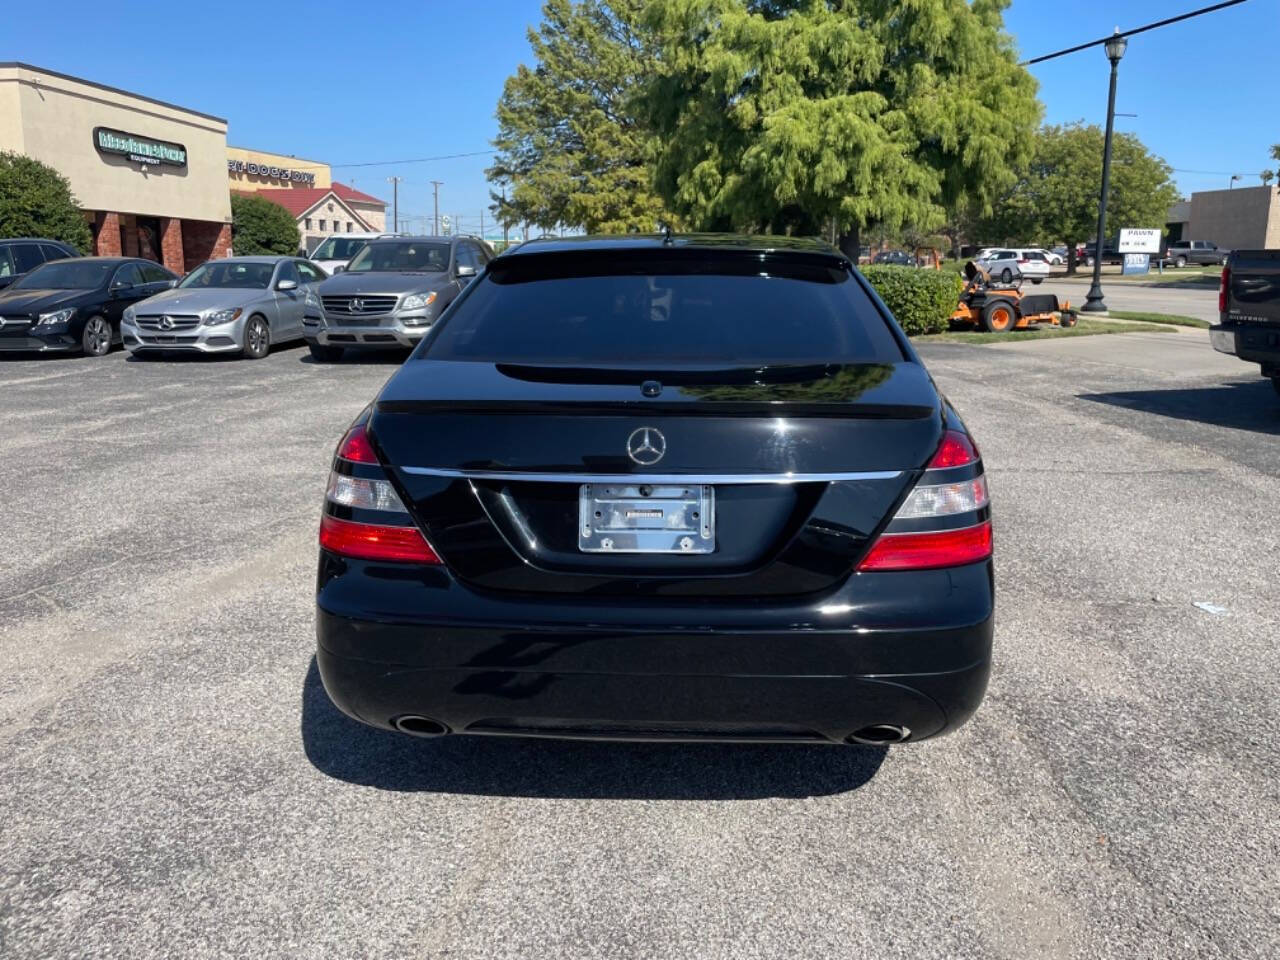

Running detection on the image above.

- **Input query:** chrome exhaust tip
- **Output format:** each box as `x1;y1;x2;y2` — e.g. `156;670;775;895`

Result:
392;715;450;738
846;724;911;746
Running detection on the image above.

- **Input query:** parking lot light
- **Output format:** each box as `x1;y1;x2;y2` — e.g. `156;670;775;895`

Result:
1083;29;1128;314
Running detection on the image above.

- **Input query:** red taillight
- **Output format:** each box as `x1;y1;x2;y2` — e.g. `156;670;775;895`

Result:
337;424;378;464
929;430;979;469
1219;265;1230;313
857;521;992;572
319;514;441;564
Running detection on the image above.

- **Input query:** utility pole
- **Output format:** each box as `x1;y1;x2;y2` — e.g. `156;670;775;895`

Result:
430;181;443;235
387;177;402;235
501;187;509;247
480;208;485;243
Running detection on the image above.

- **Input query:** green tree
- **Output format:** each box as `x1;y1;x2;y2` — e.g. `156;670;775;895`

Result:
982;123;1181;274
230;194;300;256
488;0;668;233
1262;170;1275;186
641;0;1040;257
0;151;93;252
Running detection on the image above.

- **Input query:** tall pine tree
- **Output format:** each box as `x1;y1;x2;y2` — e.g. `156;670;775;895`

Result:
488;0;668;233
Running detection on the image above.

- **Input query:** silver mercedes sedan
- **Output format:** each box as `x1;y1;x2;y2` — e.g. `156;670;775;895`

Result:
122;256;327;360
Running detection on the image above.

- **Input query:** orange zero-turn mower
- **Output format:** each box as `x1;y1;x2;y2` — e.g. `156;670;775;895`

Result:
949;260;1078;333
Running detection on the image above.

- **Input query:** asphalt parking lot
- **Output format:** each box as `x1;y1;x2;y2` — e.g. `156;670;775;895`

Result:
1;334;1277;959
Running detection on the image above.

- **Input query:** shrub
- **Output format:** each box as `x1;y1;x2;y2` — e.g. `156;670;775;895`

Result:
230;193;300;256
0;152;93;252
860;265;963;336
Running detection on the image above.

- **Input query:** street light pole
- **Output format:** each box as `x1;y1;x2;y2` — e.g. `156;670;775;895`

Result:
1083;29;1128;314
430;180;443;235
1229;174;1241;189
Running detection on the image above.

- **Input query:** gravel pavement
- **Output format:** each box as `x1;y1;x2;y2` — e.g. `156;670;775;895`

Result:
1;337;1276;959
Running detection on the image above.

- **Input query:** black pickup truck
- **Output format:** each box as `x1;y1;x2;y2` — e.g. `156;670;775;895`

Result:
1211;250;1280;395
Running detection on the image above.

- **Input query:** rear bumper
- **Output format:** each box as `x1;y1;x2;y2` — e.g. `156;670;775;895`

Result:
1211;323;1280;372
315;557;994;744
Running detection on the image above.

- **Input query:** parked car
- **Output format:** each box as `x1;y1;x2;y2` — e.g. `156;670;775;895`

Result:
122;256;325;360
314;234;994;746
978;249;1049;284
306;235;493;361
1043;247;1066;266
1079;242;1123;267
0;256;175;356
0;237;81;291
1161;240;1230;268
308;232;396;274
872;250;916;266
1210;249;1280;396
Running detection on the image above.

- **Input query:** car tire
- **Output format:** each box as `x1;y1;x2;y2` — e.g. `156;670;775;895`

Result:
1084;256;1095;267
1176;256;1187;268
1031;277;1043;285
980;300;1017;333
242;316;269;360
307;342;344;362
1000;268;1013;283
81;315;112;357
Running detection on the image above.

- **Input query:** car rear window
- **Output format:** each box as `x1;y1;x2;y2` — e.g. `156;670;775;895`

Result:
424;254;904;365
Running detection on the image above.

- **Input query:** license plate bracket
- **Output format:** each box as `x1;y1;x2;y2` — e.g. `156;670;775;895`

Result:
579;483;715;554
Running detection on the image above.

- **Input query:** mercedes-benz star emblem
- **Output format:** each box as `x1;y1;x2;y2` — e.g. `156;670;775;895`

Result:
627;426;666;466
158;315;174;330
350;298;364;313
0;317;6;329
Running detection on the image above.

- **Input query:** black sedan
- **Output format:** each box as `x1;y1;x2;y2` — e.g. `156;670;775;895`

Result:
873;249;916;266
0;257;177;356
315;235;993;746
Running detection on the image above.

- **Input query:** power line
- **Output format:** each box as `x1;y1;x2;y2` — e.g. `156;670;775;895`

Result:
330;150;493;170
1020;0;1250;66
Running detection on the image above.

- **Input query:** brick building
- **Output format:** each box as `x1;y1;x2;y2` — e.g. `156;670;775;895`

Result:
0;63;232;272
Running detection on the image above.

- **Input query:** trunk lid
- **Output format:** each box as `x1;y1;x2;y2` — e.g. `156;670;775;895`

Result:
370;360;942;597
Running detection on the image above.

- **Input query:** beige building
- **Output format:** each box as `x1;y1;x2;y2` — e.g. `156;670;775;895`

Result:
227;145;387;252
227;145;330;192
0;62;232;271
1167;186;1280;250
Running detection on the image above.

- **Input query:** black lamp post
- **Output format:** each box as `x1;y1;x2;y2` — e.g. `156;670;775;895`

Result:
1083;29;1128;313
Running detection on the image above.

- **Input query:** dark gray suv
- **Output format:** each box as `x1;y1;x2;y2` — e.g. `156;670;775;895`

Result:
0;238;81;290
306;235;493;361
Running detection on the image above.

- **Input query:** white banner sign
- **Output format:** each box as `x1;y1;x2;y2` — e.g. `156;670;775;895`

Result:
1118;228;1161;253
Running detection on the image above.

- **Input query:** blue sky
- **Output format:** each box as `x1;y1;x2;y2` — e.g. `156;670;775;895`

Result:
5;0;1276;236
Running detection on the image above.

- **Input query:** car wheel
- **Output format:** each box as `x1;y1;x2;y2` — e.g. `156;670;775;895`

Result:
241;316;269;359
1084;256;1095;267
1000;268;1013;283
980;300;1017;333
308;342;344;362
1220;255;1229;266
81;315;112;356
1176;256;1186;268
1031;277;1043;285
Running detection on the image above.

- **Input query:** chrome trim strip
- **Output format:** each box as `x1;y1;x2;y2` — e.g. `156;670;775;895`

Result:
400;467;902;484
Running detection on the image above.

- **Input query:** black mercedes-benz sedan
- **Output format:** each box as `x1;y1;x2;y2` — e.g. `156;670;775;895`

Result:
0;257;177;355
315;235;993;746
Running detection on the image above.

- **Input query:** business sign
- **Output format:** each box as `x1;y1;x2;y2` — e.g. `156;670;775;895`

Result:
228;159;316;185
1118;228;1161;254
1122;253;1151;276
94;127;187;168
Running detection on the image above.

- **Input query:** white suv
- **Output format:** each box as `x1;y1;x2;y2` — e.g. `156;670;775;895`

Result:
978;249;1051;284
309;233;397;274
